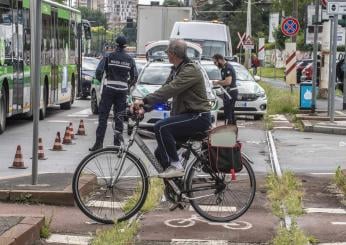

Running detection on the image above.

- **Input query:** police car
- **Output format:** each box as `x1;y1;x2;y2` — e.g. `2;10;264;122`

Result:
129;40;218;130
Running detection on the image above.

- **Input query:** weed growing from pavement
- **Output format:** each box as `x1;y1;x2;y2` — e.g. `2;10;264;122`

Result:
40;212;54;239
92;220;140;245
266;171;316;244
91;178;164;244
334;166;346;196
272;222;318;245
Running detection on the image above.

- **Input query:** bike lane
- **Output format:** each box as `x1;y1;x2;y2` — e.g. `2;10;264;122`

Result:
136;174;279;244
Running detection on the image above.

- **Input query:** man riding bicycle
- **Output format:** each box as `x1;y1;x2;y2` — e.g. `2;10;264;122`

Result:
132;39;212;178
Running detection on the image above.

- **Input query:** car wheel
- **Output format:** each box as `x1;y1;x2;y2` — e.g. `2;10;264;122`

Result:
0;86;6;134
91;90;99;115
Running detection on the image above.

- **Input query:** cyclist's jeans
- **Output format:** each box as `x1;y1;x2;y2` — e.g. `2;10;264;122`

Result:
223;89;238;125
96;87;127;143
154;112;211;170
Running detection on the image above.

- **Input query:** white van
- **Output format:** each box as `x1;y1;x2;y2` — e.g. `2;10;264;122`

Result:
170;21;232;58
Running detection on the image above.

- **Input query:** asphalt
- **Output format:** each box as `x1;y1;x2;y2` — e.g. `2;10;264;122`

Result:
0;78;346;244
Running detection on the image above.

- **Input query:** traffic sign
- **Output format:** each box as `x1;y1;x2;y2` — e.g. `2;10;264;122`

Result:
321;0;328;8
237;32;246;49
327;1;346;15
243;36;254;50
281;17;300;37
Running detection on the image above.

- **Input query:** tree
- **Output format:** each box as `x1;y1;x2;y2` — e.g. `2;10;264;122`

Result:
78;7;107;29
273;27;288;50
163;0;183;7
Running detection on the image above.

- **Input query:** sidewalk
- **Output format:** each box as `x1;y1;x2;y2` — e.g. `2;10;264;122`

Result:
261;77;346;135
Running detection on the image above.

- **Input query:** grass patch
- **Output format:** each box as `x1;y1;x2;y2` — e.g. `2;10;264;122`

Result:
91;220;140;245
259;81;299;115
334;166;346;195
91;178;164;245
40;213;54;239
141;178;164;213
336;88;343;97
257;67;285;79
264;114;273;130
272;222;318;245
266;171;316;244
266;171;304;219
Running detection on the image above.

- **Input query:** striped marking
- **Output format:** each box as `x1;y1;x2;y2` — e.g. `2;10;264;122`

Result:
305;208;346;214
286;52;296;64
258;46;264;52
188;205;237;212
46;234;92;245
171;239;228;245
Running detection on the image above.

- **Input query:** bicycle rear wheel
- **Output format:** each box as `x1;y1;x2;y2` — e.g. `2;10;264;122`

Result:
185;154;256;222
72;147;149;224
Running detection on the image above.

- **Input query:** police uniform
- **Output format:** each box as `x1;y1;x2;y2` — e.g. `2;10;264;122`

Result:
221;62;238;125
90;36;138;151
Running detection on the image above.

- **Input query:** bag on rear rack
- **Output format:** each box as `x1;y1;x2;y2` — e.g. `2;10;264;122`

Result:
208;125;243;175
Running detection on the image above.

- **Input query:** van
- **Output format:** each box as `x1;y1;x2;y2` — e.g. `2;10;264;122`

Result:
170;21;232;58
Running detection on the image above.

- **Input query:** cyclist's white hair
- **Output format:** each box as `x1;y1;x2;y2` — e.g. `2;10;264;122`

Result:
168;39;187;59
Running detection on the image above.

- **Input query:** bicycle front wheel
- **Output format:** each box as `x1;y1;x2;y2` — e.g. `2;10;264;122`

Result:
185;155;256;222
72;147;149;224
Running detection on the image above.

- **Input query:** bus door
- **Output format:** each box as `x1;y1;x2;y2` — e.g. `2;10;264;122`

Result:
50;8;59;103
12;0;25;113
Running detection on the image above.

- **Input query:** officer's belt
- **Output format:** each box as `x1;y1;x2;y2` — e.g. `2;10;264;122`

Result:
106;80;128;87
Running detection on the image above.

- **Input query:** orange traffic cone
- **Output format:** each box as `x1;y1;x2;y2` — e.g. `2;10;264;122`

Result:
50;132;65;151
9;145;27;169
37;138;48;160
69;122;76;140
62;126;73;145
76;119;86;136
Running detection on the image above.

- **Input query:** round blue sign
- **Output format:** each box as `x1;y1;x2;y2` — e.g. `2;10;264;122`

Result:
281;17;300;37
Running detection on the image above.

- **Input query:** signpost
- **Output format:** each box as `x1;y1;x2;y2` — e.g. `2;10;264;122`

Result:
243;36;254;50
327;1;346;14
281;17;300;37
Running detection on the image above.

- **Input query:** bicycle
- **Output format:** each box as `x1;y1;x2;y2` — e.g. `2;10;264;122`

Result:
72;112;256;224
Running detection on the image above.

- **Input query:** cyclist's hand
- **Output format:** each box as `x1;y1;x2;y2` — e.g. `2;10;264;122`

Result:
130;99;145;118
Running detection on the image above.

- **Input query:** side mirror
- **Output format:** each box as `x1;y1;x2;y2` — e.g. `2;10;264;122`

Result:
254;75;260;82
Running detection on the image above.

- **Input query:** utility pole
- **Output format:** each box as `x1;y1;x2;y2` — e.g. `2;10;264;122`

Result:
292;0;298;42
244;0;252;68
311;0;319;114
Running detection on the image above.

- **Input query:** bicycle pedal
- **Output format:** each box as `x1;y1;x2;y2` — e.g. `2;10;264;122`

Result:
169;202;185;211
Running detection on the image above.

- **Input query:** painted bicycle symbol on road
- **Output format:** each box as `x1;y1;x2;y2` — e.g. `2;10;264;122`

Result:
164;215;252;230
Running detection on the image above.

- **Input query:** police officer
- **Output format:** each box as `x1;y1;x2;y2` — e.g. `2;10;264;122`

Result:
212;53;238;125
89;35;138;151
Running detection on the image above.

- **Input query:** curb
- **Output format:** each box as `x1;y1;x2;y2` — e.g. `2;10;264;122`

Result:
0;175;96;206
301;120;346;135
0;216;44;245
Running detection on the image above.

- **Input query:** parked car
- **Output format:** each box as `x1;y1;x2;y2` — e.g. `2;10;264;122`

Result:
200;60;267;120
81;57;100;98
130;60;218;130
134;57;147;75
296;59;312;83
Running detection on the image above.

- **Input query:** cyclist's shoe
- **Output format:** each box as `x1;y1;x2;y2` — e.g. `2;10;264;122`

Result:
158;166;184;178
89;142;103;151
114;132;124;146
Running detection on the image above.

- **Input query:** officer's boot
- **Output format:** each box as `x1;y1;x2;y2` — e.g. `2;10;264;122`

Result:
113;131;124;146
89;140;103;151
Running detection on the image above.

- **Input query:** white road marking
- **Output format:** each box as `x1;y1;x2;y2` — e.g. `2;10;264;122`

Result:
86;200;122;209
188;205;237;212
339;141;346;147
305;208;346;214
171;239;228;244
47;120;70;123
319;243;346;245
46;234;92;245
310;172;334;175
273;126;293;129
331;222;346;225
68;109;92;117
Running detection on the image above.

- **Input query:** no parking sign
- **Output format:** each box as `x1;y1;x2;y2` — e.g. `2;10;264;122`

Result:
281;17;300;37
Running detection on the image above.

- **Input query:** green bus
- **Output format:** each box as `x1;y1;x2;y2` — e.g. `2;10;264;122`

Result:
0;0;91;134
